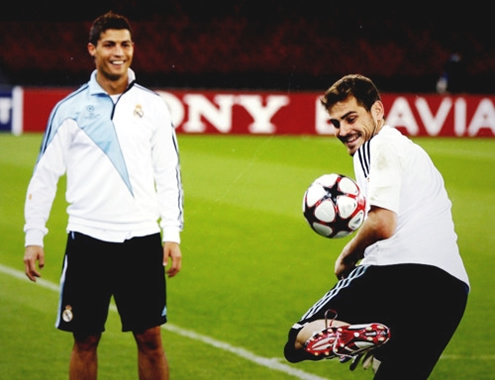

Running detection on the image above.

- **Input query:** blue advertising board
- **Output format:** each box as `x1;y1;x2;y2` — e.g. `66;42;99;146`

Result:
0;88;13;132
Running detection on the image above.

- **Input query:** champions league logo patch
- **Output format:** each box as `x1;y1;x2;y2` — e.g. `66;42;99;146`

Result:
83;104;100;120
134;104;144;118
62;305;73;322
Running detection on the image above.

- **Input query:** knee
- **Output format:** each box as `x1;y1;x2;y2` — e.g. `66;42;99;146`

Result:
284;328;304;363
133;326;163;352
73;333;101;352
284;342;303;363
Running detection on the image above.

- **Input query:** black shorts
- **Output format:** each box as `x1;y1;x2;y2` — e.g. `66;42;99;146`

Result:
56;232;167;334
285;264;469;379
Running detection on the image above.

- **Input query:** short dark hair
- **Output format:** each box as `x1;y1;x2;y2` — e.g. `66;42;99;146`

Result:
320;74;381;112
89;11;133;45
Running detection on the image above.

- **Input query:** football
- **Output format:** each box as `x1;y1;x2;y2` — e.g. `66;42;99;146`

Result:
303;173;366;238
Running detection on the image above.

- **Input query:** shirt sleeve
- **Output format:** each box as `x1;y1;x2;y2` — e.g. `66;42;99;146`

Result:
24;118;69;246
151;101;184;244
367;139;403;213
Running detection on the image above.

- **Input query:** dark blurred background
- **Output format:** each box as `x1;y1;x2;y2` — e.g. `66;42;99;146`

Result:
0;1;493;93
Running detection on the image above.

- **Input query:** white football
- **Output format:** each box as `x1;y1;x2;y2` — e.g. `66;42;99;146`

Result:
303;173;366;238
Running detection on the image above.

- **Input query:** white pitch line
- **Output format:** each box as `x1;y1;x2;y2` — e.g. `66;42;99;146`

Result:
161;323;328;380
0;263;329;380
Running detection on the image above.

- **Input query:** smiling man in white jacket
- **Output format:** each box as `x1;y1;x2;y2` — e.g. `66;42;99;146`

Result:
23;11;183;380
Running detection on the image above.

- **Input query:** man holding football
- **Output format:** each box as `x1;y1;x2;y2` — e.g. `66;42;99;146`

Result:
23;12;183;380
284;74;469;379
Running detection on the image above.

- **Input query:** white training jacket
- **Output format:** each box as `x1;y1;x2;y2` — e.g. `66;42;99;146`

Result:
24;69;184;246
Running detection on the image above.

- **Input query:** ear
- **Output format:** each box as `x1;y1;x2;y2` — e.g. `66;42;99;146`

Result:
87;43;96;57
371;100;385;121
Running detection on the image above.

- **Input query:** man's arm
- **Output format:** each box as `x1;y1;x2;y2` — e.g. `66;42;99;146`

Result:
23;117;69;280
335;206;397;279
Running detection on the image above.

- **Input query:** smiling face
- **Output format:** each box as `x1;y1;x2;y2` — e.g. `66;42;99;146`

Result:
87;28;134;94
328;96;385;156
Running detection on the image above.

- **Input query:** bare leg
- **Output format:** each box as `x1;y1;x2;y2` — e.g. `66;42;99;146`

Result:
70;333;101;380
133;326;169;380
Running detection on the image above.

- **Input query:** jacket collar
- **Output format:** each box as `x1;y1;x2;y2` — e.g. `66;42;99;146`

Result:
88;68;136;96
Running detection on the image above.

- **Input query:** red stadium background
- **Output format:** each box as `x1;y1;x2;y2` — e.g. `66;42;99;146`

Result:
15;87;495;137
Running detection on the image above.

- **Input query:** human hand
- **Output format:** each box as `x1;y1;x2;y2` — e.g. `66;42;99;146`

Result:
24;245;45;282
163;242;182;278
334;250;356;280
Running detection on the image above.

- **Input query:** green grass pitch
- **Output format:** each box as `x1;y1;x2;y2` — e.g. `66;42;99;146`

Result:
0;133;494;379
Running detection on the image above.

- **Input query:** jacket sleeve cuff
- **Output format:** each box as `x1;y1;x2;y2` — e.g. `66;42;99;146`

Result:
162;230;181;244
25;229;46;247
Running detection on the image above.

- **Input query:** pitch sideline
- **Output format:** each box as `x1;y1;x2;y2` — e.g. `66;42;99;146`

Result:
0;263;329;380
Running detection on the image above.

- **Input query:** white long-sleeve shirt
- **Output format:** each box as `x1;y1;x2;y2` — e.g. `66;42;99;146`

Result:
24;69;184;246
353;125;469;288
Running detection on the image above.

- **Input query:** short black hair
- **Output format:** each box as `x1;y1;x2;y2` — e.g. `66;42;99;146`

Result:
321;74;381;112
88;11;133;46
